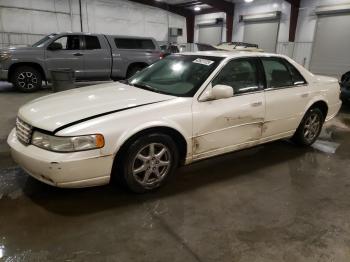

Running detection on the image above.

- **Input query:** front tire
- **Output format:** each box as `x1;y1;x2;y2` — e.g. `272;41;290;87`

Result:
11;66;42;92
292;108;324;146
118;133;179;193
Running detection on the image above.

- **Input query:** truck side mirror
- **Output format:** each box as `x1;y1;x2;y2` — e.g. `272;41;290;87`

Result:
48;42;63;51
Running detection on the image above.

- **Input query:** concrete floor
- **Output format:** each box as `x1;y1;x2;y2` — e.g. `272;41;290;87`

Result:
1;81;350;261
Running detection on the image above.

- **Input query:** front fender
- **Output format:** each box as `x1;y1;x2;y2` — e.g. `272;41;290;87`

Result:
114;119;192;157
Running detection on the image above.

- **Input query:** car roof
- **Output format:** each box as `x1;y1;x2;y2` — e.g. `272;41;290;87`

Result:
180;50;286;59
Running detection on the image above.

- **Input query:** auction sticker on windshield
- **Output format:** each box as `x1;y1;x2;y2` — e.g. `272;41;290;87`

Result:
193;58;214;66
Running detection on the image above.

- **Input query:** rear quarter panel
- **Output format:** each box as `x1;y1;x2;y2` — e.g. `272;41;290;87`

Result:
285;56;341;121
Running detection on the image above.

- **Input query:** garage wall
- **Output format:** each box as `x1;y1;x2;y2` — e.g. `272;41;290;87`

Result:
293;0;350;70
0;0;76;47
82;0;186;43
0;0;187;48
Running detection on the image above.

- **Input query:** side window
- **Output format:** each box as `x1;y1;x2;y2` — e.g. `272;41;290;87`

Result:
85;36;101;50
283;60;307;85
51;35;81;50
261;57;293;88
114;38;155;50
212;58;260;95
140;39;155;49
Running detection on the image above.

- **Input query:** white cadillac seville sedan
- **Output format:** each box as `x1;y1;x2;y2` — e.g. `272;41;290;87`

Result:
8;51;341;193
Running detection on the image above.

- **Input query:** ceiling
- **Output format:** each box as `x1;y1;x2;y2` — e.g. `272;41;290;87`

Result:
158;0;263;12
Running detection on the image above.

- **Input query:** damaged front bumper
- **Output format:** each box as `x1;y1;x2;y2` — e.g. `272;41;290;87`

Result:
7;128;114;188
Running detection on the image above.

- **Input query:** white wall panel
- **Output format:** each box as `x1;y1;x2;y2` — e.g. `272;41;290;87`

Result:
276;42;294;57
292;42;313;69
0;0;187;47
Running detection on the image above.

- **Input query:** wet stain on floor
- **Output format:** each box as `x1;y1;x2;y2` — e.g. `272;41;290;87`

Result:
1;110;350;261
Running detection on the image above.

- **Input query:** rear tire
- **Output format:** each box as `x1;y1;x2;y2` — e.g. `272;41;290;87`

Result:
126;64;146;79
116;133;179;193
341;71;350;87
292;108;324;146
11;66;42;92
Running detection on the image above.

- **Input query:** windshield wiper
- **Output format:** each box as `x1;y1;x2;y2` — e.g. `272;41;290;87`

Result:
119;80;163;94
132;83;161;93
119;79;135;87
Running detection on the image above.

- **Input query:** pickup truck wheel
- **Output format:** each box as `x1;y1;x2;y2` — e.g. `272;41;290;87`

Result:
126;65;145;78
119;133;179;193
11;66;42;92
292;108;324;146
341;71;350;87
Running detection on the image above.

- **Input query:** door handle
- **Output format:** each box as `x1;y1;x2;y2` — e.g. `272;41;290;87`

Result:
301;93;309;98
73;53;83;56
251;101;263;107
113;53;121;57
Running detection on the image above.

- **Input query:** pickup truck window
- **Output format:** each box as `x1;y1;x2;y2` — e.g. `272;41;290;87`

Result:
52;35;81;50
84;36;101;50
114;38;155;50
128;55;223;97
32;33;57;47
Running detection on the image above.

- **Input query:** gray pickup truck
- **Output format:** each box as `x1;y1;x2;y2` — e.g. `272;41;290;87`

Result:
0;32;162;92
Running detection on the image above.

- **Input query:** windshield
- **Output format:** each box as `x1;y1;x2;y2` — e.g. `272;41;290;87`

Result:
128;55;223;97
32;34;57;47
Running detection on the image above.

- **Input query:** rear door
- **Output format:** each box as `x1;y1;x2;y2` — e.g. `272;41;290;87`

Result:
45;34;84;79
81;35;112;80
261;57;309;139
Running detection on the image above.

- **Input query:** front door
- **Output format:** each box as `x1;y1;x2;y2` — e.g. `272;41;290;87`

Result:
45;35;85;79
192;57;265;160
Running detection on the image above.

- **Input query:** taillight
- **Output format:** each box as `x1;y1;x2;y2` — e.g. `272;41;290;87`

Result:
160;52;165;59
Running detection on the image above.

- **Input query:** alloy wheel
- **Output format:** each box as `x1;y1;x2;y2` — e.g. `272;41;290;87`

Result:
17;72;38;90
132;143;171;188
303;113;321;143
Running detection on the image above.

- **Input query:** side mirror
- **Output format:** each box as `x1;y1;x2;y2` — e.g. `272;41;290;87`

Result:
48;42;63;51
199;84;233;102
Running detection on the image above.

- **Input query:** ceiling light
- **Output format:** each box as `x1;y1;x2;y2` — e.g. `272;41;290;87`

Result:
245;0;254;3
194;6;201;11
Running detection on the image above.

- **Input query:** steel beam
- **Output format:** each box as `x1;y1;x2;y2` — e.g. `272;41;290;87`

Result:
287;0;300;42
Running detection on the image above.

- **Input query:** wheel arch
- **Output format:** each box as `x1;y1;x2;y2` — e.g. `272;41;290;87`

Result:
126;62;149;76
9;62;47;81
113;125;188;172
306;100;329;120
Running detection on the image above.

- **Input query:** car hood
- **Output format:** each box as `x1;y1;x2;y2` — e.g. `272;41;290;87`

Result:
1;46;36;52
18;82;175;132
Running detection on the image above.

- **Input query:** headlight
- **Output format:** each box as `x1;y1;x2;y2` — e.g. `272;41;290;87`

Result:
0;52;11;61
31;131;104;152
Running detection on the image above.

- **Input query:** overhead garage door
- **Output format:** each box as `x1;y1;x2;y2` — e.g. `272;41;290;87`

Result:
198;25;222;45
243;21;279;53
310;14;350;76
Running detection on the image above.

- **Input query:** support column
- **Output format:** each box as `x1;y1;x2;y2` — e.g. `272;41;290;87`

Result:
226;11;234;42
186;15;195;43
289;0;300;42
